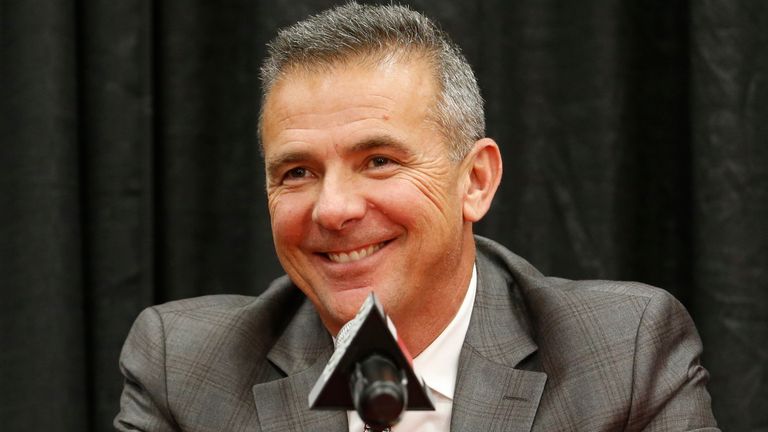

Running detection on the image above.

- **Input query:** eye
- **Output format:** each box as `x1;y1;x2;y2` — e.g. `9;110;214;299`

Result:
286;167;307;178
282;167;313;183
367;156;395;169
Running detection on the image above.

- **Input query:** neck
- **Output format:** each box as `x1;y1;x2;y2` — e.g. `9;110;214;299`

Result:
392;238;476;357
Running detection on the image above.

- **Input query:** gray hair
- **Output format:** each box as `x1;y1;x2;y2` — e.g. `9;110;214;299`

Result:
259;2;485;160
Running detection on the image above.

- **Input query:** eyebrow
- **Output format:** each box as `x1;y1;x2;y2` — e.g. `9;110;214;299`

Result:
349;135;413;157
266;135;414;179
266;150;313;180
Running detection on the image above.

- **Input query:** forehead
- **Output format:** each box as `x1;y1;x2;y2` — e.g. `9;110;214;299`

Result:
260;57;439;139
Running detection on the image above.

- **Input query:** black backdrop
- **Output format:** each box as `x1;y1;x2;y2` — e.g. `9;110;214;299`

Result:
1;1;766;431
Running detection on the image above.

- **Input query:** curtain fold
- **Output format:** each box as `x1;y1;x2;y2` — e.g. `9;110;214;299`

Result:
1;1;765;430
78;1;156;426
1;1;88;430
690;1;768;427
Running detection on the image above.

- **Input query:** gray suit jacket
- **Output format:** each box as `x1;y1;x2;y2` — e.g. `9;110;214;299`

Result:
115;236;718;431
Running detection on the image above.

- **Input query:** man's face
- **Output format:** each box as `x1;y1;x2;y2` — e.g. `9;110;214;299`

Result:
261;58;476;334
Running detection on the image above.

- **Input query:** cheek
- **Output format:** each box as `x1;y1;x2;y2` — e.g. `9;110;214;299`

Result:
373;176;461;225
269;194;312;246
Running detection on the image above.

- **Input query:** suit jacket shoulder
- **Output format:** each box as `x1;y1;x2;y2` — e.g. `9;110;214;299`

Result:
114;275;334;432
463;236;719;431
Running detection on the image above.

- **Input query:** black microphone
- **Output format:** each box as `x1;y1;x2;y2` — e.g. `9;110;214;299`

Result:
309;293;434;430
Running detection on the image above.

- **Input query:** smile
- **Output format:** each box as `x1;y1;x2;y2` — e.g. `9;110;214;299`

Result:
326;242;386;263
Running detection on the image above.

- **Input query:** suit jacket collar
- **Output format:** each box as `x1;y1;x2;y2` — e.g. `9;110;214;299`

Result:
253;299;347;431
265;299;333;375
450;237;547;431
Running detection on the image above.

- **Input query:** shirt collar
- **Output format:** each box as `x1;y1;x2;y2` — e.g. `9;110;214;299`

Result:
412;264;477;400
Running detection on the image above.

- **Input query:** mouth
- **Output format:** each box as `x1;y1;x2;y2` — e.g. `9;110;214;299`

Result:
324;241;389;264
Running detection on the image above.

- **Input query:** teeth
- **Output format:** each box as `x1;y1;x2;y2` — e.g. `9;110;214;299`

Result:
327;242;384;263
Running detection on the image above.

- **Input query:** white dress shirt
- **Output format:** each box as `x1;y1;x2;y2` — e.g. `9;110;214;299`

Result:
347;264;477;431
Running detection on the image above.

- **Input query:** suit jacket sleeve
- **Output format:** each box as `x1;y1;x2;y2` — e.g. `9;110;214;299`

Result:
114;307;180;432
626;289;719;431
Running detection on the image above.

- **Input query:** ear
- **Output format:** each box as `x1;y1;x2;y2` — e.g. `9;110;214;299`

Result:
461;138;503;222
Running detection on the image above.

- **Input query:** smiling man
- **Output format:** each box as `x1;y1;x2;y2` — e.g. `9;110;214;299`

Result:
115;3;718;431
261;56;494;356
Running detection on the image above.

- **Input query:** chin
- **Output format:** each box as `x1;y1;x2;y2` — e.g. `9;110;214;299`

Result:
323;290;373;329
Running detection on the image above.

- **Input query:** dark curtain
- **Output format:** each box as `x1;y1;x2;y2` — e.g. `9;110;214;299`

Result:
1;1;765;431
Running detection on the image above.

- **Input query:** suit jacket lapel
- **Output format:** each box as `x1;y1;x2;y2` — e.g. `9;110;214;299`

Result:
252;300;347;432
451;244;547;431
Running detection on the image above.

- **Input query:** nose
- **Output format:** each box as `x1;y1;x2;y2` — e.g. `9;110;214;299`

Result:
312;174;367;231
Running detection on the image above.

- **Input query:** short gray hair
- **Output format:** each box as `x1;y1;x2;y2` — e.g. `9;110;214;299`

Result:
259;2;485;160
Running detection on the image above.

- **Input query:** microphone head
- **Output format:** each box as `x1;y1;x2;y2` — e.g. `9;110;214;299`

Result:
352;354;407;428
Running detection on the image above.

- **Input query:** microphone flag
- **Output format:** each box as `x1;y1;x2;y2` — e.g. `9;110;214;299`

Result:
308;292;435;412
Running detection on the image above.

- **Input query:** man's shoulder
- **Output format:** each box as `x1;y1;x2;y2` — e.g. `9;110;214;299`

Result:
151;293;255;314
474;234;691;353
474;235;716;431
542;275;666;300
475;234;674;310
536;276;674;316
149;275;298;321
119;274;312;395
117;276;317;429
527;277;683;342
127;275;307;361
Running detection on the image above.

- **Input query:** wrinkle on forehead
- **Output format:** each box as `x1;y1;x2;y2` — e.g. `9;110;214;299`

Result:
261;56;447;154
269;44;435;90
274;105;393;131
266;55;436;108
258;49;445;145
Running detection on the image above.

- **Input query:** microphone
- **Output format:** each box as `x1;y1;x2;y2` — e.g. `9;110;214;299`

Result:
309;293;435;430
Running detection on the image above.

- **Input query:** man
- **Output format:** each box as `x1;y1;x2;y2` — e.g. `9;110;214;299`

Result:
115;3;718;431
